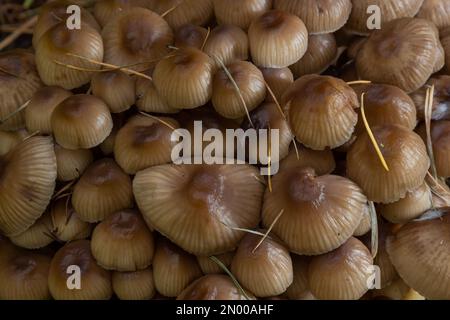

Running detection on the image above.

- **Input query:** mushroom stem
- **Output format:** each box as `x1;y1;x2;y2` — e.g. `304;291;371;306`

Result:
252;209;284;253
209;256;250;300
0;15;37;51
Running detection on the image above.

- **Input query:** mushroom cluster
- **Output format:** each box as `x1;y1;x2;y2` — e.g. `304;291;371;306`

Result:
1;0;450;301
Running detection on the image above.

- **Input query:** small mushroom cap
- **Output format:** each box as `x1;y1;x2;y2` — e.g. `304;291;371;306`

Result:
308;237;374;300
91;209;154;272
133;164;265;255
197;251;234;274
248;9;308;68
355;18;437;93
48;240;112;300
0;136;56;236
260;67;294;103
410;76;450;121
153;238;202;297
0;130;26;156
102;8;173;71
231;233;293;297
93;0;144;27
51;94;113;150
284;74;358;150
9;212;53;249
285;255;310;300
72;158;133;223
213;0;272;30
112;267;155;300
135;75;179;114
386;210;450;299
174;24;209;49
416;0;450;30
274;0;352;34
0;50;43;130
177;274;255;300
54;144;93;182
347;125;430;203
279;146;336;176
262;167;367;255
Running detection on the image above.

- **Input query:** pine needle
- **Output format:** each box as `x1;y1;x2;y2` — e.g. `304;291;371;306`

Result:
346;80;372;85
369;201;378;259
138;111;177;131
0;100;30;124
263;79;286;120
292;138;300;160
267;124;273;192
209;256;250;300
424;85;438;180
161;0;185;17
0;66;22;78
52;180;77;200
201;27;211;51
252;209;284;253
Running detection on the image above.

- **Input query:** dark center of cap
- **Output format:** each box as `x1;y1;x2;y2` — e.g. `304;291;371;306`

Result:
11;255;37;275
124;20;158;53
133;124;164;145
110;211;138;236
187;168;223;207
288;168;324;202
260;10;286;29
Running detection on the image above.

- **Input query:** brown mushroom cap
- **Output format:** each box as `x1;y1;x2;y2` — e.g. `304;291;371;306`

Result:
0;136;56;236
274;0;352;34
285;255;311;300
279;146;336;176
114;115;180;174
133;163;264;255
197;251;234;274
174;24;209;49
213;0;272;30
442;26;450;73
386;210;450;299
346;0;424;35
347;125;430;203
260;67;294;103
308;237;374;300
9;211;53;249
212;60;266;119
355;18;437;93
0;50;43;130
91;209;155;271
135;75;179;114
48;240;112;300
51;94;113;150
153;47;214;110
54;144;93;182
416;0;450;30
353;203;371;237
177;274;254;300
72;158;133;223
231;233;293;297
248;10;308;68
153;238;202;297
93;0;144;27
410;76;450;121
263;167;367;255
112;267;155;300
284;75;359;150
0;130;26;156
102;8;173;71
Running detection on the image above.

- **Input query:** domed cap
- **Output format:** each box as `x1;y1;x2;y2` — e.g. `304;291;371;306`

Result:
174;24;208;49
177;274;254;300
48;240;112;300
274;0;352;34
416;0;450;30
50;198;92;242
51;94;113;150
0;130;26;156
0;50;43;130
248;9;308;68
112;267;155;300
153;237;202;297
135;76;179;114
102;8;173;71
260;67;293;104
213;0;272;30
355;18;437;93
231;233;293;297
197;251;234;274
0;136;56;236
347;125;430;203
284;75;359;150
353;203;371;236
9;212;53;249
286;255;311;300
262;167;367;255
54;144;93;182
93;0;143;27
133;164;265;255
308;237;374;300
279;146;336;176
386;210;450;299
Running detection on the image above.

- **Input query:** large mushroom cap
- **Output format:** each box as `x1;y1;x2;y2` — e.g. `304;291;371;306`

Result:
133;163;264;255
386;210;450;299
416;0;450;30
0;136;56;236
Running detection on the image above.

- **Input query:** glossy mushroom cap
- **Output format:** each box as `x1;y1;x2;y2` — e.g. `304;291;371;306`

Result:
72;159;133;223
274;0;352;34
153;238;202;297
379;182;432;223
231;233;293;297
35;22;104;90
48;240;112;300
135;73;179;114
346;0;424;35
0;136;56;236
112;267;155;300
133;164;265;255
284;75;358;150
386;210;450;299
9;212;53;249
213;0;272;30
416;0;450;30
0;246;51;300
410;76;450;121
212;61;266;119
347;125;429;203
203;24;249;68
279;146;336;176
353;203;371;236
290;33;337;78
25;86;72;134
102;8;173;71
308;237;374;300
197;252;234;274
51;94;113;150
260;67;294;104
248;10;308;68
93;0;144;27
355;18;438;93
177;274;254;300
153;47;214;110
91;209;154;272
0;50;43;130
114;115;180;174
174;24;209;49
54;144;93;182
91;70;135;113
286;255;312;300
354;84;417;133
